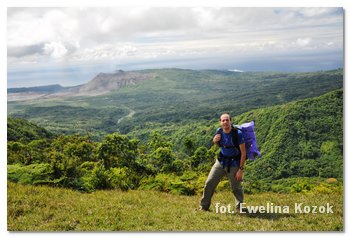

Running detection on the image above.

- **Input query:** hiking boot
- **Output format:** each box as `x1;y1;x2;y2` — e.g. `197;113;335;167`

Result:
196;206;209;212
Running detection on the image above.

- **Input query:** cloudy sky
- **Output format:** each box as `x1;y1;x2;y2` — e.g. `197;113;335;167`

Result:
7;7;343;88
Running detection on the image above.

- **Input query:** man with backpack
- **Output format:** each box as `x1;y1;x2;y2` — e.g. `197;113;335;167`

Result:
200;113;246;212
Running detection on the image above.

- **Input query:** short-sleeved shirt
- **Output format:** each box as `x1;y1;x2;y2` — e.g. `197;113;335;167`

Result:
216;127;245;167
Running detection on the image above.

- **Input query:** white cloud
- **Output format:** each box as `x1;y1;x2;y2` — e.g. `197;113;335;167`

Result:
299;8;339;17
7;7;343;70
295;38;312;47
7;8;77;47
43;42;68;58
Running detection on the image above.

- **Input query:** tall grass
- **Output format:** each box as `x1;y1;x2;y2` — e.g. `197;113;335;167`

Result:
7;182;342;231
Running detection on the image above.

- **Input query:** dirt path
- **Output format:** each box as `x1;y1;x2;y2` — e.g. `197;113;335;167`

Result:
117;107;135;124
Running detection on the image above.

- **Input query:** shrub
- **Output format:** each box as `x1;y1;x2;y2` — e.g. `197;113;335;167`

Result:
79;162;109;191
107;167;133;191
7;163;54;185
139;173;197;195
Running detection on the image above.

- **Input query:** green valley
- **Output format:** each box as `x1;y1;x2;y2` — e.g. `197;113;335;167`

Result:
8;68;343;137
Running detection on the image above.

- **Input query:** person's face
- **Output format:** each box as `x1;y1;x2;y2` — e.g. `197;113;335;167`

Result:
220;115;231;129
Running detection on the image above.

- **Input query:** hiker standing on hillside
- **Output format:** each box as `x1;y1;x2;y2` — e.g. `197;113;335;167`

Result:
200;113;246;212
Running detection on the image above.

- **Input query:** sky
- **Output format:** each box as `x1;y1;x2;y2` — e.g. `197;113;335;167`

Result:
6;7;344;88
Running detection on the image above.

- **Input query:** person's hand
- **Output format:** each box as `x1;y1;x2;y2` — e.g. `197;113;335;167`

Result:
213;134;221;143
235;169;244;181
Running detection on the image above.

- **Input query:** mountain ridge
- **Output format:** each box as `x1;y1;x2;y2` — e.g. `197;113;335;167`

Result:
74;70;154;96
8;68;343;102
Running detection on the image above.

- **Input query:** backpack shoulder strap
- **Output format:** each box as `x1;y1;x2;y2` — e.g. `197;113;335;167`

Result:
231;127;241;152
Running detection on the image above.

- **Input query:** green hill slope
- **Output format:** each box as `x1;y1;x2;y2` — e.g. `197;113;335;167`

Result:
7;117;54;142
236;89;343;181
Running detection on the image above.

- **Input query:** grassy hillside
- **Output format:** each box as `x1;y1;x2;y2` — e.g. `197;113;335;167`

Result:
7;182;343;231
8;68;343;136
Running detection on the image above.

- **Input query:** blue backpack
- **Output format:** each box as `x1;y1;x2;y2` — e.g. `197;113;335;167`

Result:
217;121;260;161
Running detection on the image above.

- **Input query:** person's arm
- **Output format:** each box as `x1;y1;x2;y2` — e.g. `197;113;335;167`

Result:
239;143;246;168
235;143;246;181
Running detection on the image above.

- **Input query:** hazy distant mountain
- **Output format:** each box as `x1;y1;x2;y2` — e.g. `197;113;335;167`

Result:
7;70;154;101
7;84;65;94
7;84;67;101
75;70;154;96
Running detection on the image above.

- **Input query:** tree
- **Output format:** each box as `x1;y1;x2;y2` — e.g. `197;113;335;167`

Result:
149;147;176;173
190;146;208;168
184;136;195;155
148;131;172;151
97;132;139;170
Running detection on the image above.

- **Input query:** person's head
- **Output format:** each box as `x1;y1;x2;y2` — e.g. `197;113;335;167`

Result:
219;113;232;130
